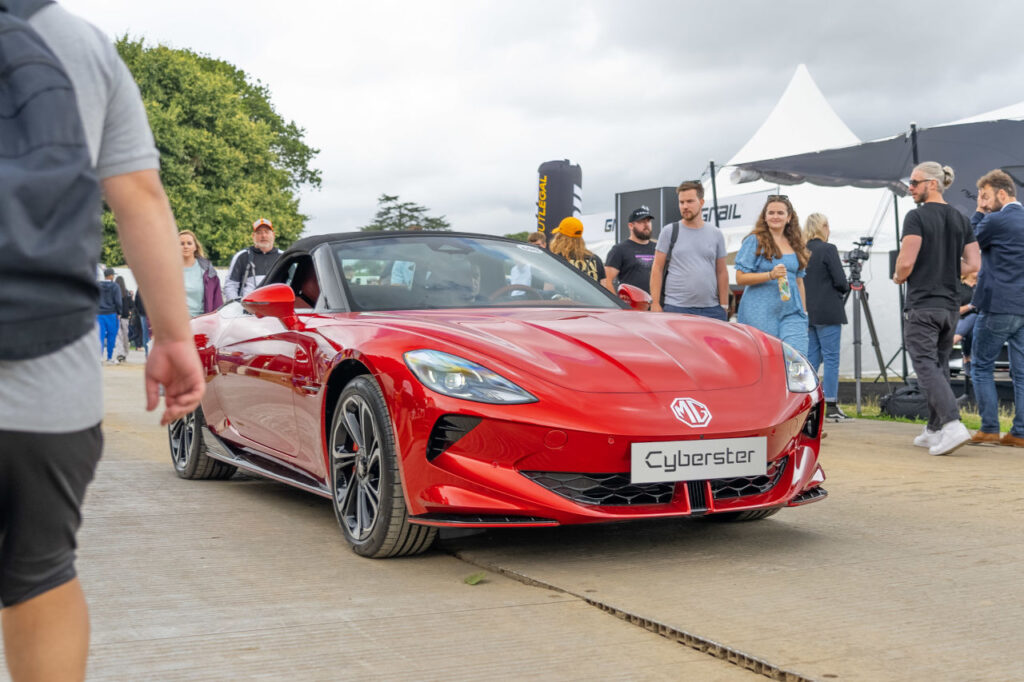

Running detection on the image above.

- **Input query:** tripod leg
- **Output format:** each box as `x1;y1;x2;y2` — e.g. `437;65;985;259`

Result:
853;288;862;415
858;290;893;392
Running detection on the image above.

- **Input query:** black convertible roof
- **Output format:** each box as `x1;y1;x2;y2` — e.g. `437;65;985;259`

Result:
283;231;520;257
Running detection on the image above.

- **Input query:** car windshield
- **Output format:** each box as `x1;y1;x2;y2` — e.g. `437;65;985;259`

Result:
331;235;622;311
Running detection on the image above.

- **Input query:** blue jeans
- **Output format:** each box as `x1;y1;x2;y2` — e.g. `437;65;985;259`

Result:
664;304;728;321
140;315;150;357
97;313;119;360
807;324;842;401
971;311;1024;436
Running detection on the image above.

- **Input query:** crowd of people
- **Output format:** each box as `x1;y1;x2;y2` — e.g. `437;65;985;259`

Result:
563;169;1022;445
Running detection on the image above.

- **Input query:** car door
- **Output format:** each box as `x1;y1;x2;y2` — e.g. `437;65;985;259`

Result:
214;263;304;458
288;248;346;486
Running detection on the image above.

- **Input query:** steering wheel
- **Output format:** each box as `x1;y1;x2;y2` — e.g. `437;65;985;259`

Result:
488;284;543;301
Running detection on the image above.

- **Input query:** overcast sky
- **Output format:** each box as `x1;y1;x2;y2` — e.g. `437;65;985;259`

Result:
63;0;1024;238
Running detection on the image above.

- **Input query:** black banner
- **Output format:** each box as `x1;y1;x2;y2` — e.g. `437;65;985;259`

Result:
537;160;582;235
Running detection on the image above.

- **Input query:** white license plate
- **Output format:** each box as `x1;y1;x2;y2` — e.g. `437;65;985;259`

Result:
630;437;767;483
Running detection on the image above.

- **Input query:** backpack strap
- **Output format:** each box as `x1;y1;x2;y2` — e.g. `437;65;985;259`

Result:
660;222;680;306
243;248;256;293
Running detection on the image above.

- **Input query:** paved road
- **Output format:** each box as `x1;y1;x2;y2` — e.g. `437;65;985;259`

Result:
3;362;1023;680
1;363;756;682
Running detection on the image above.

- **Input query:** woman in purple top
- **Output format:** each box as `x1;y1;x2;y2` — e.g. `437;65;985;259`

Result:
179;230;223;316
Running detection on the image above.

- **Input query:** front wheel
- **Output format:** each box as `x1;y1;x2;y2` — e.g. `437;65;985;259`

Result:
329;375;436;558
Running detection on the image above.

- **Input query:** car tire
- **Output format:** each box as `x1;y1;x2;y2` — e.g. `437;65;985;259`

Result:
329;375;436;558
168;406;237;480
706;508;781;522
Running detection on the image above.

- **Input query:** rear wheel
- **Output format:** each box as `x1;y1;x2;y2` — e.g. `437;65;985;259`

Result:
329;375;436;558
706;508;781;522
168;407;237;480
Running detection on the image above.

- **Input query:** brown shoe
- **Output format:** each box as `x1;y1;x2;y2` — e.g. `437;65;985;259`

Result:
999;433;1024;448
969;431;1001;446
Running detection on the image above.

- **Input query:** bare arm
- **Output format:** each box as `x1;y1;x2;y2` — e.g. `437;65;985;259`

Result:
736;263;786;286
961;241;980;276
715;257;729;307
102;169;204;425
797;277;807;314
892;235;922;284
649;251;666;312
604;265;620;286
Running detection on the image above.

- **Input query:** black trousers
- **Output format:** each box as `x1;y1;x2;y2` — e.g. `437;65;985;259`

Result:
903;308;960;431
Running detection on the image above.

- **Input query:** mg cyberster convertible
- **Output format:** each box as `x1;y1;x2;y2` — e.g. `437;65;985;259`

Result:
169;232;826;557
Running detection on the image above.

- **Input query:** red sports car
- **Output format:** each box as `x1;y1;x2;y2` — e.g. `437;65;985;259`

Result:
169;232;826;558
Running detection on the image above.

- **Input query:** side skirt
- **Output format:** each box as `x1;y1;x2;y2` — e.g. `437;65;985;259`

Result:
201;426;332;499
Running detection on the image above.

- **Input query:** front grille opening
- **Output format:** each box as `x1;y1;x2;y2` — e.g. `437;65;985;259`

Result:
521;471;674;506
687;480;708;513
710;456;788;500
426;415;481;461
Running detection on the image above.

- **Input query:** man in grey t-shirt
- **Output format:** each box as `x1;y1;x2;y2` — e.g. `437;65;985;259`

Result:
1;5;204;679
649;180;729;321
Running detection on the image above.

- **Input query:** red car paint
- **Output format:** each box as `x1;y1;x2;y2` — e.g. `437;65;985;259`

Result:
192;271;825;529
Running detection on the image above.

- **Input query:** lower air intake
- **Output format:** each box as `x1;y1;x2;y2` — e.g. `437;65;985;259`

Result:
521;471;674;506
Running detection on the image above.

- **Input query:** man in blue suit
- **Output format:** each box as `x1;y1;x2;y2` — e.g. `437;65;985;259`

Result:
969;169;1024;447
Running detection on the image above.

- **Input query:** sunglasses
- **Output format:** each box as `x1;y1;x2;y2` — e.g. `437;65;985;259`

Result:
766;194;790;202
907;178;933;187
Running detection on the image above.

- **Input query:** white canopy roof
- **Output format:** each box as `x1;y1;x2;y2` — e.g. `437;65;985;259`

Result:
708;64;896;252
727;64;860;166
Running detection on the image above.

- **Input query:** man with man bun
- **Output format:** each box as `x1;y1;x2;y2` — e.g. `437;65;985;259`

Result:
967;169;1024;448
893;162;981;456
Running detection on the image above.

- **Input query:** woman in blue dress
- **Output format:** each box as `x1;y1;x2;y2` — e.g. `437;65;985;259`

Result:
734;195;810;354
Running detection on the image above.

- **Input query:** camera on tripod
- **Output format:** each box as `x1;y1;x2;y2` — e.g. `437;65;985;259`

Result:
843;236;873;264
843;236;873;283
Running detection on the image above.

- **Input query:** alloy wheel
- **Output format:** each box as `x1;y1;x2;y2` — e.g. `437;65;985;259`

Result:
332;394;383;541
169;410;195;471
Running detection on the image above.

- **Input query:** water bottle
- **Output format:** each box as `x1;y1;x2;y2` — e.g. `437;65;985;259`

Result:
777;272;791;301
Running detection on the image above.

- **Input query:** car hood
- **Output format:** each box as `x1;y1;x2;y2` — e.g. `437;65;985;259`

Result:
359;309;765;393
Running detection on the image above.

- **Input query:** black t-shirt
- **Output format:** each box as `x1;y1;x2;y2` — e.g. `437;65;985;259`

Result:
902;203;976;310
605;239;656;292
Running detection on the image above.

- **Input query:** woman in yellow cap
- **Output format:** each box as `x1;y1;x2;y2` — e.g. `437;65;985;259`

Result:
548;216;614;293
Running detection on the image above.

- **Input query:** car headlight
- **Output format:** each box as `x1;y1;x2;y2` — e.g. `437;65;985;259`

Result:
404;350;537;404
782;342;818;393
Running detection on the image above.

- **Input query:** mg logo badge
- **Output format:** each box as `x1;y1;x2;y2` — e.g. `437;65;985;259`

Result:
670;397;712;428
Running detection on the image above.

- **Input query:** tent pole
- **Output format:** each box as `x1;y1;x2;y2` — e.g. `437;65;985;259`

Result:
910;122;919;164
709;160;720;227
893;191;908;381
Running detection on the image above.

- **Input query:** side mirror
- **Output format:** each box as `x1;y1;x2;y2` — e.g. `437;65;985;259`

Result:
242;283;297;320
617;283;651;311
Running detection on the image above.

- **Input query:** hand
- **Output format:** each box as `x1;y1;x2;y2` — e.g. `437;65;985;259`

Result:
145;339;205;425
650;302;663;313
770;264;787;280
977;197;988;214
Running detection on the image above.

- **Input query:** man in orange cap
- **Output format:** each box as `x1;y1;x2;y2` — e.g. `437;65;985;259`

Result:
224;218;282;299
548;216;613;292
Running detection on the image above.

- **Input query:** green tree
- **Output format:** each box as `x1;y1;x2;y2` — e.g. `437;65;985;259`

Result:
503;231;530;242
360;194;450;231
105;37;321;265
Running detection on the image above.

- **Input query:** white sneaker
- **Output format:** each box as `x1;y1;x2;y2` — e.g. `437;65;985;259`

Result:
913;427;939;448
929;421;971;456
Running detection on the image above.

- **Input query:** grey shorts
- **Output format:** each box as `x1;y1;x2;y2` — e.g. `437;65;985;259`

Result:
0;424;102;608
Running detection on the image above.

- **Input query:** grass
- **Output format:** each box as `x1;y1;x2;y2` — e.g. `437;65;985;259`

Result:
840;396;1015;433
